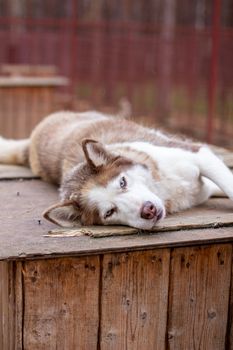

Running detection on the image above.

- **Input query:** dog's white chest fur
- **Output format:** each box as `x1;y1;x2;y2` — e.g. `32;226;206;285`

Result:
110;141;222;214
140;143;203;211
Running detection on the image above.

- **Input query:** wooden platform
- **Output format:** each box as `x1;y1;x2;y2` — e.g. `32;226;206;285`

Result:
0;74;68;139
0;148;233;349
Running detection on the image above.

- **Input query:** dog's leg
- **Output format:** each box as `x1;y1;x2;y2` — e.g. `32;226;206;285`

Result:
197;147;233;200
0;137;30;165
205;179;225;197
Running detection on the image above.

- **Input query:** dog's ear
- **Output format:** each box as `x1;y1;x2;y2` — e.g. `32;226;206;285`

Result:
82;139;113;168
43;200;81;227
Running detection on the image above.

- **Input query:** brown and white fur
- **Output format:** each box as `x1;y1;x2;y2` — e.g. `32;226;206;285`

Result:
1;110;233;230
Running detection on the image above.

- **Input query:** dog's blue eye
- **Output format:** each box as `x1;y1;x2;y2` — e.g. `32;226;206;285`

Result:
104;208;115;219
120;176;127;189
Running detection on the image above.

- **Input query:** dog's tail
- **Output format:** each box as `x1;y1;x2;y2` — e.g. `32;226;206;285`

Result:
0;136;30;166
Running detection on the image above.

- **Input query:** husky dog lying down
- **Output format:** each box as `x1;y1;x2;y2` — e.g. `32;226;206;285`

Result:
1;111;233;230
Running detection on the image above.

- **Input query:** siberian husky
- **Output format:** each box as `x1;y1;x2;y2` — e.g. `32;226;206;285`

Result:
1;111;233;230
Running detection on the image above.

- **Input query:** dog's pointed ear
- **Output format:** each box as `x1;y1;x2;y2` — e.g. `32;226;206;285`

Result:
82;139;113;168
43;200;81;227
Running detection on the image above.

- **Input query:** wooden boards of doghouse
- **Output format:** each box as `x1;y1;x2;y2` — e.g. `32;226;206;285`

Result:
23;257;100;349
0;261;22;349
100;249;170;349
1;243;232;349
0;75;68;139
167;245;232;349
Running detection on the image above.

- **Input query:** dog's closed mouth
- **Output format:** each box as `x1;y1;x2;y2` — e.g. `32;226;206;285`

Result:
156;210;164;221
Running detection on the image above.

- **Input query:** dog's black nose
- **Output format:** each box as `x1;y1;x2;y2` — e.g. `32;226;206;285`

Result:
141;201;157;220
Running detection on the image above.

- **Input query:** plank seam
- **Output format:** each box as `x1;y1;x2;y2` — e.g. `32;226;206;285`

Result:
12;262;16;350
97;255;103;350
165;248;172;350
21;262;25;350
0;178;38;182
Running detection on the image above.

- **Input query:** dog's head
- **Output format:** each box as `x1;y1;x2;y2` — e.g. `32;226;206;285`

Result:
43;139;166;230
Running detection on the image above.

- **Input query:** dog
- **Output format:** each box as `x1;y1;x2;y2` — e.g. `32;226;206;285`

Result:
0;110;233;230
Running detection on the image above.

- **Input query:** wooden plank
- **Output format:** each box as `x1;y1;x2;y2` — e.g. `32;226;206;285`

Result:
0;261;23;350
23;256;100;349
226;247;233;350
15;262;24;349
1;64;58;76
0;76;68;87
5;87;14;138
100;249;170;349
0;165;39;179
167;244;232;350
16;87;28;139
211;146;233;168
0;89;5;135
0;262;10;350
222;154;233;168
0;180;233;260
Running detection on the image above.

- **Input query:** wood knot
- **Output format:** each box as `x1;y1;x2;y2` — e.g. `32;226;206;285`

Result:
207;309;216;319
140;311;147;320
106;332;117;341
168;330;175;340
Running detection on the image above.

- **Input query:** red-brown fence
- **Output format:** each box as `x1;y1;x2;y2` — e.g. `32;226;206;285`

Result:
0;0;233;146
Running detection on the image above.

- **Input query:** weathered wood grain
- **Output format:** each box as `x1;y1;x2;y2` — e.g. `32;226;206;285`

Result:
0;76;68;138
226;248;233;350
100;249;170;349
167;244;232;350
0;262;11;350
0;261;23;350
23;256;100;350
15;262;24;349
0;165;38;179
1;64;58;76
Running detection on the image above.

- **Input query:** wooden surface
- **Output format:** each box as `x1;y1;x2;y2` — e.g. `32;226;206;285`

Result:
23;257;100;349
0;76;68;87
0;262;13;350
1;245;232;349
100;250;170;350
0;261;23;349
0;165;38;179
0;75;68;139
227;262;233;350
0;178;233;260
0;147;233;260
167;244;232;350
0;87;56;138
1;64;58;77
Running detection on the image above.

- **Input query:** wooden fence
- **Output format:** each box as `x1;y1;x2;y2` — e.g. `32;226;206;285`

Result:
0;0;232;145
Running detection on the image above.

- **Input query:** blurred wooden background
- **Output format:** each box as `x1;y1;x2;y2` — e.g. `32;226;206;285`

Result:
0;0;232;146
